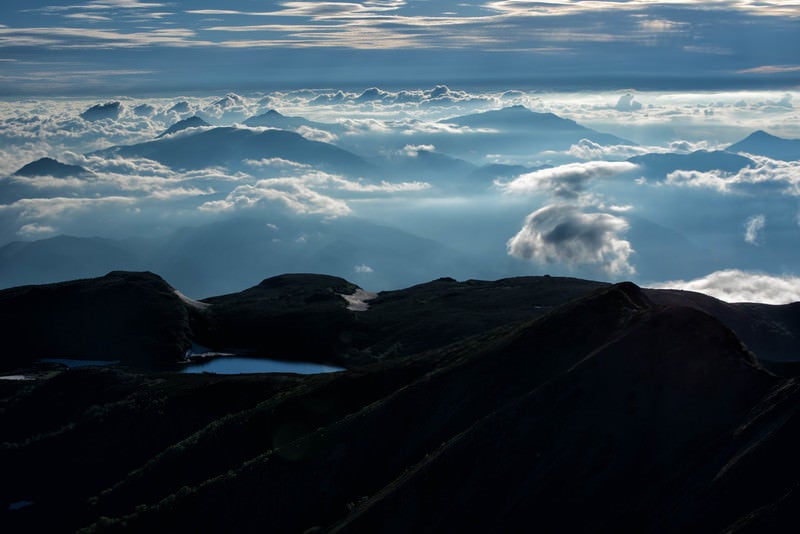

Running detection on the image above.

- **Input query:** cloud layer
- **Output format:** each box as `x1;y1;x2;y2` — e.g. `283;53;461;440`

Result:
499;161;637;199
652;270;800;304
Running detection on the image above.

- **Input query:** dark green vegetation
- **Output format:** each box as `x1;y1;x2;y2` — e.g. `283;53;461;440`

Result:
1;273;800;532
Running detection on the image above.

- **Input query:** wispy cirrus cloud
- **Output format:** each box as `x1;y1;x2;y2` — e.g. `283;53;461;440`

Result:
737;65;800;75
0;26;209;48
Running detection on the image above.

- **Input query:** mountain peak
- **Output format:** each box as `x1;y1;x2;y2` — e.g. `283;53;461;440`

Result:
726;130;800;160
157;116;210;138
14;157;91;178
80;101;122;121
748;129;774;139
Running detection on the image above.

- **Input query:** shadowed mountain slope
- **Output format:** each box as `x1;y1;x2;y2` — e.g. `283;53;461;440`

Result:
629;150;755;175
156;116;210;138
442;105;632;146
80;101;121;121
2;272;800;373
2;280;800;532
92;127;375;175
0;271;192;368
243;109;345;134
13;157;92;178
727;130;800;161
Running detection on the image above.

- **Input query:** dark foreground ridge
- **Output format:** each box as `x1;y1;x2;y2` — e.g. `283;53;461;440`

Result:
1;273;800;532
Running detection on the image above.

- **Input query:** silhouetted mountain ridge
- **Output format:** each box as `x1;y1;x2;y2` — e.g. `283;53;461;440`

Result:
2;271;799;371
13;157;92;178
156;116;210;138
2;275;800;532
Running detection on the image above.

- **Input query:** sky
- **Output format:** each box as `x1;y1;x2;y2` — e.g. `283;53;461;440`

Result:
0;1;799;95
1;2;800;304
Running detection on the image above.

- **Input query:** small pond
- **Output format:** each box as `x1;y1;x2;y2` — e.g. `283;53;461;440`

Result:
179;357;344;375
40;359;120;368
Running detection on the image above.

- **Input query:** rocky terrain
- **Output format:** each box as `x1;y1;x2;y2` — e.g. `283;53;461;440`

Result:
1;273;799;532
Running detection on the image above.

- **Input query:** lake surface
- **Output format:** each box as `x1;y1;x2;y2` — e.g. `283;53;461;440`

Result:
179;357;344;375
40;359;120;368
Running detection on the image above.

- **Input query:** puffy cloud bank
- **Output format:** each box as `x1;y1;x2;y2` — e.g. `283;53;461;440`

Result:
498;161;638;199
507;204;635;276
652;270;800;304
663;156;800;195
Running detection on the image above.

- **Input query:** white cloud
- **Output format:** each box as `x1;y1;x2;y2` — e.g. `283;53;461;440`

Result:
565;139;661;160
615;93;642;112
0;196;136;220
17;223;57;238
403;144;435;157
354;264;374;274
296;125;338;143
663;156;800;196
198;176;351;217
507;204;635;276
498;161;638;199
651;269;800;304
244;158;311;169
744;214;765;245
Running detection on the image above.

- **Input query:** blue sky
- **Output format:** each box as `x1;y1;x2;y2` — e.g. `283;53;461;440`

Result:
1;1;799;95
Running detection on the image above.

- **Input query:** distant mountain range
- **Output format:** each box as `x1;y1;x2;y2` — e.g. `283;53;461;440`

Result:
92;126;376;175
0;217;482;297
13;157;92;178
243;109;345;134
629;150;755;175
2;273;800;532
442;105;633;146
156;116;210;138
80;101;122;121
726;130;800;161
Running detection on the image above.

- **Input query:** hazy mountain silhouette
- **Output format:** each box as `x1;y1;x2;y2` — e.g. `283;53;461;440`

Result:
465;163;550;186
156;116;210;138
373;148;477;185
0;217;480;297
629;150;754;175
0;235;141;288
243;109;345;134
80;101;122;121
167;101;191;114
13;157;92;178
92;127;375;175
727;130;800;161
403;105;636;159
442;105;632;145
